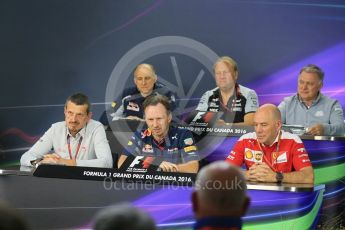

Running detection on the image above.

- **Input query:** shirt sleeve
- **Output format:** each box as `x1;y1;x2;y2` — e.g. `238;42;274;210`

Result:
278;100;287;124
226;139;245;167
323;100;345;136
292;138;312;171
76;125;113;168
179;130;199;162
20;125;55;166
244;89;259;114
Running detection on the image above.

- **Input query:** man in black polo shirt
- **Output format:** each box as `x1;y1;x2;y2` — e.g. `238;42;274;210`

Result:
196;56;259;126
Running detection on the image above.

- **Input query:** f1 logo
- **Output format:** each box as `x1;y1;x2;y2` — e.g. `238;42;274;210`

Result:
129;156;144;168
191;111;206;122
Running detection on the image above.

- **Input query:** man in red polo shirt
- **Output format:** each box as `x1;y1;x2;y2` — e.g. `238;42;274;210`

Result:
226;104;314;184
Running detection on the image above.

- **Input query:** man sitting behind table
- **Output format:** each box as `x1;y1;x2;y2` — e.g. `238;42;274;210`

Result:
226;104;314;184
20;93;113;168
100;63;176;125
196;56;259;126
278;64;345;136
118;94;199;173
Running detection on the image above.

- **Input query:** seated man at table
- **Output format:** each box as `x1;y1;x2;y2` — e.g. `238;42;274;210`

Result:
196;56;259;126
118;94;199;173
278;64;345;136
99;63;176;125
192;161;249;230
226;104;314;184
20;93;113;168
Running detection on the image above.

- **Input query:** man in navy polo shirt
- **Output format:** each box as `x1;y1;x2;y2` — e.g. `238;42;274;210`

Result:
117;95;199;173
100;63;176;125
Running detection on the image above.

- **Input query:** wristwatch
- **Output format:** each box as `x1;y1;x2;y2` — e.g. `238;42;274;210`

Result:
30;158;43;167
276;172;284;183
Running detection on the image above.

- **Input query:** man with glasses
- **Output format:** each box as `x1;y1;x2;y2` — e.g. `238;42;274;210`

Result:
196;56;259;126
100;63;176;125
20;93;113;168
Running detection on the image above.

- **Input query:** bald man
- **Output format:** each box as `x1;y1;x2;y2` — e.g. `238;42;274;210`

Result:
226;104;314;184
100;63;176;125
192;161;250;230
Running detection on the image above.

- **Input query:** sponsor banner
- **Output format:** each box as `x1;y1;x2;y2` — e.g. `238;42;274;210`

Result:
177;125;254;137
33;164;196;186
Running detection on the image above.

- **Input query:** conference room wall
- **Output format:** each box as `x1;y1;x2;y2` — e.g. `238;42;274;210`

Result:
1;0;345;160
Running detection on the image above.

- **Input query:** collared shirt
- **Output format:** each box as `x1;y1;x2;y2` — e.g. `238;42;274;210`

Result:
226;130;312;172
278;93;345;136
123;126;199;164
99;83;177;125
194;217;242;230
196;84;259;123
20;119;113;168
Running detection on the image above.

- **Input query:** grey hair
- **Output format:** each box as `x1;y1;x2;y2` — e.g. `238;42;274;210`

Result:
300;64;324;82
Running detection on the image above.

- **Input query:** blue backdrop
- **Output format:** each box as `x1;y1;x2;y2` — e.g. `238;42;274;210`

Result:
1;0;345;158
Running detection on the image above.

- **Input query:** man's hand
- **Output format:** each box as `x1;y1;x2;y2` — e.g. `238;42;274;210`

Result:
159;161;178;172
40;153;60;164
306;124;324;136
40;153;76;166
247;162;276;182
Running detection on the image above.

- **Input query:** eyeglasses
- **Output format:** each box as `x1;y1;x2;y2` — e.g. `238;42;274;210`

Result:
215;71;231;77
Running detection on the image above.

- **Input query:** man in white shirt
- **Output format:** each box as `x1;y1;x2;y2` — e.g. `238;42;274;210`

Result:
20;93;113;168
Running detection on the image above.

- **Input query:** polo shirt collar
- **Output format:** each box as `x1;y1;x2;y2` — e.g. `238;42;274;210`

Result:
65;122;87;139
297;92;322;107
261;131;281;147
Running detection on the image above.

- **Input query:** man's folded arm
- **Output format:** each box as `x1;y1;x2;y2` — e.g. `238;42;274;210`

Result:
325;102;345;136
282;166;314;184
20;127;54;166
177;160;199;173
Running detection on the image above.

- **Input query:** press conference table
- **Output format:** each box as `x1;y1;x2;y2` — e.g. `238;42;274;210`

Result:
105;120;345;229
1;121;344;229
0;165;324;230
